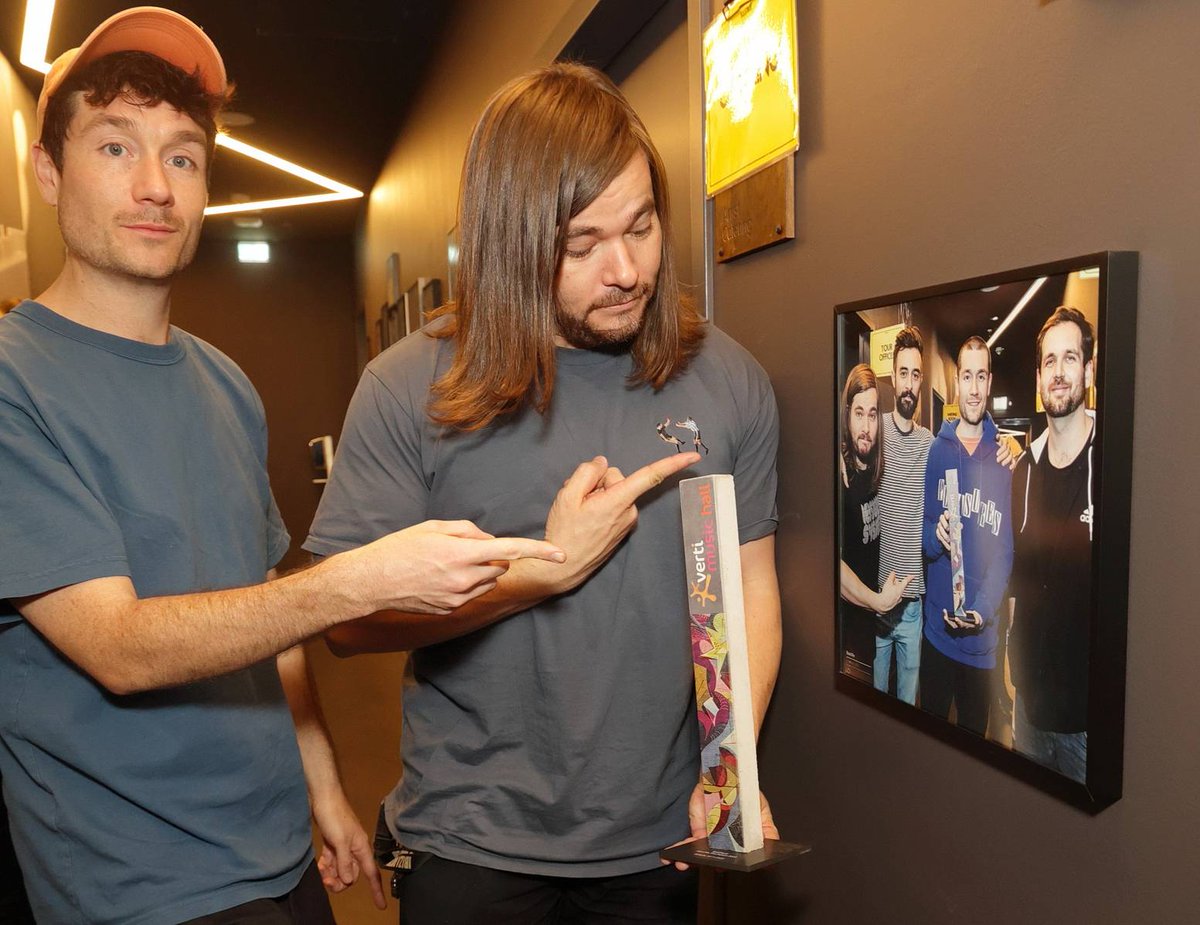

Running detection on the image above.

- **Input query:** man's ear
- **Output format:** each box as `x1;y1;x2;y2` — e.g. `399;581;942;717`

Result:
31;142;62;207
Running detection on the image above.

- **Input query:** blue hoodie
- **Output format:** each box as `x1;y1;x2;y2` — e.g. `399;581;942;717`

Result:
921;414;1013;669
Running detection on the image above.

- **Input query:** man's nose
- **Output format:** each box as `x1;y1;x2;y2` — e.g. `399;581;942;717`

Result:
602;240;638;290
131;156;174;207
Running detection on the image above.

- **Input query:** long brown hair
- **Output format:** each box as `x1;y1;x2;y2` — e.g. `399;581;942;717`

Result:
841;363;882;492
428;62;705;431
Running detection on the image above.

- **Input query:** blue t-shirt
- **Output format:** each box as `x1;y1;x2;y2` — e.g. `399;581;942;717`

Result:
305;322;779;878
0;301;311;925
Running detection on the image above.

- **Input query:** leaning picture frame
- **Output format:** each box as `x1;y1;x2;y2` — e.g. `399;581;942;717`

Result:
833;252;1138;810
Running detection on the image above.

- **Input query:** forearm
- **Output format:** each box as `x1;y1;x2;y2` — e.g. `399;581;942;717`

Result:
278;644;343;803
839;561;881;611
326;557;560;655
741;537;781;735
18;555;365;694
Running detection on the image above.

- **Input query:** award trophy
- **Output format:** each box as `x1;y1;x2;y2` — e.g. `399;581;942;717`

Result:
661;474;809;872
945;468;967;617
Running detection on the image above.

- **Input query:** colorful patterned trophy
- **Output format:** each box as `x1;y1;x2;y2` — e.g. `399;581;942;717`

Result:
660;474;809;871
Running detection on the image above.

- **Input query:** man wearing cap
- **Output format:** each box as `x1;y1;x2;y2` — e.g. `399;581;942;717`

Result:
0;9;564;924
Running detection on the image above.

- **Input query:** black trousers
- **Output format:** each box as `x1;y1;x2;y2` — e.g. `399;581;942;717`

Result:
180;861;335;925
919;634;991;735
0;777;35;925
396;856;698;925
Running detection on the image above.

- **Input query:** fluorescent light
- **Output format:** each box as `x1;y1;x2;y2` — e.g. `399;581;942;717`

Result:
986;277;1047;349
206;134;363;216
1078;267;1100;279
20;0;54;72
237;241;270;263
20;1;363;216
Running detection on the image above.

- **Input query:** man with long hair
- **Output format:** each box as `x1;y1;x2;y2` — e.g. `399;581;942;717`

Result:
0;10;561;923
306;63;782;923
839;364;911;678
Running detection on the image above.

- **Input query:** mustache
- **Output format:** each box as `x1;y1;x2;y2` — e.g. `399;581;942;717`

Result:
117;210;184;230
587;282;654;313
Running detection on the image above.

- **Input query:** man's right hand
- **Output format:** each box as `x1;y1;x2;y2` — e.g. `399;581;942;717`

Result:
935;510;952;552
535;452;701;595
874;570;913;613
346;520;565;615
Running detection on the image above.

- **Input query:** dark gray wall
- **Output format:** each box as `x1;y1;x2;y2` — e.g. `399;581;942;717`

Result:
715;2;1199;922
170;235;359;572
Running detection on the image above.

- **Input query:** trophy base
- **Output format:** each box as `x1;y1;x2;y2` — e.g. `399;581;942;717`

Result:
659;837;811;872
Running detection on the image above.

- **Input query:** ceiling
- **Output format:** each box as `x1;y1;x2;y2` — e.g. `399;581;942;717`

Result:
0;0;459;239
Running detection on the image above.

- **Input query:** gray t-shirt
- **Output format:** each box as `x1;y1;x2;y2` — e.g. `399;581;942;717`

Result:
0;302;310;925
305;323;779;878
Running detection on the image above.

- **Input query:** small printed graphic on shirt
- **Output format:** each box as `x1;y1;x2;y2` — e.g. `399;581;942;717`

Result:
655;416;710;455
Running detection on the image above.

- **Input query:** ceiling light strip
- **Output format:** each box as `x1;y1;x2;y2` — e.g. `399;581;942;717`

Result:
986;277;1047;349
205;192;358;216
20;0;54;72
19;0;363;216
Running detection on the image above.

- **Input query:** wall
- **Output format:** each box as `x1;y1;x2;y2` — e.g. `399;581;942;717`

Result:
359;0;592;351
608;0;696;289
170;234;359;572
0;47;63;301
714;2;1200;922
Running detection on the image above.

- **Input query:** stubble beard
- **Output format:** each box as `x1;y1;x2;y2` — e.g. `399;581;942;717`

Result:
1042;377;1085;418
60;205;196;283
855;440;877;470
554;282;654;351
961;400;985;426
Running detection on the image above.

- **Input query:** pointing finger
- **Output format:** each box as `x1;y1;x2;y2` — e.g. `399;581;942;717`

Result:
606;452;700;507
476;537;566;563
558;456;610;503
428;520;495;541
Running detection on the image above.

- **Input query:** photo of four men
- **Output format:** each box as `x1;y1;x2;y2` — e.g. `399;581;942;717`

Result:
837;268;1100;786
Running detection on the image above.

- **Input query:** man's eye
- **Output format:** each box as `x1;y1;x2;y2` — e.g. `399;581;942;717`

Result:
169;155;194;169
565;246;593;260
104;143;125;156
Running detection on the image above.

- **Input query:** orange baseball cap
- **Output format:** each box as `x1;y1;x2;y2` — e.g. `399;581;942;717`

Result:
36;6;227;137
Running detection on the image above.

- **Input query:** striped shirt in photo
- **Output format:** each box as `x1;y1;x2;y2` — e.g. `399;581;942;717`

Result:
877;411;933;597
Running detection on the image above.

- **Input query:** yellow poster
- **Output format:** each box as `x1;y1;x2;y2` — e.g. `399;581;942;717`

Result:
703;0;799;197
869;323;906;378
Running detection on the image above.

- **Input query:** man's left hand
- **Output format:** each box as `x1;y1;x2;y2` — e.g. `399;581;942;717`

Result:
943;608;982;631
313;791;386;910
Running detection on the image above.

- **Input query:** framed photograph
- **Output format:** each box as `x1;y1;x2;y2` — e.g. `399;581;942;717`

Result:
373;317;384;358
403;283;420;337
418;277;443;317
833;252;1138;810
385;252;401;305
389;300;404;344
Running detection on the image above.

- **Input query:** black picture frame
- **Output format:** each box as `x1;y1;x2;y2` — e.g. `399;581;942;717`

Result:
404;283;420;337
833;252;1138;811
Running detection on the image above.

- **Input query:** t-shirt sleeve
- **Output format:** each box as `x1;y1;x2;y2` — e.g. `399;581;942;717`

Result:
0;397;130;609
265;489;291;569
733;368;780;545
304;369;428;556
